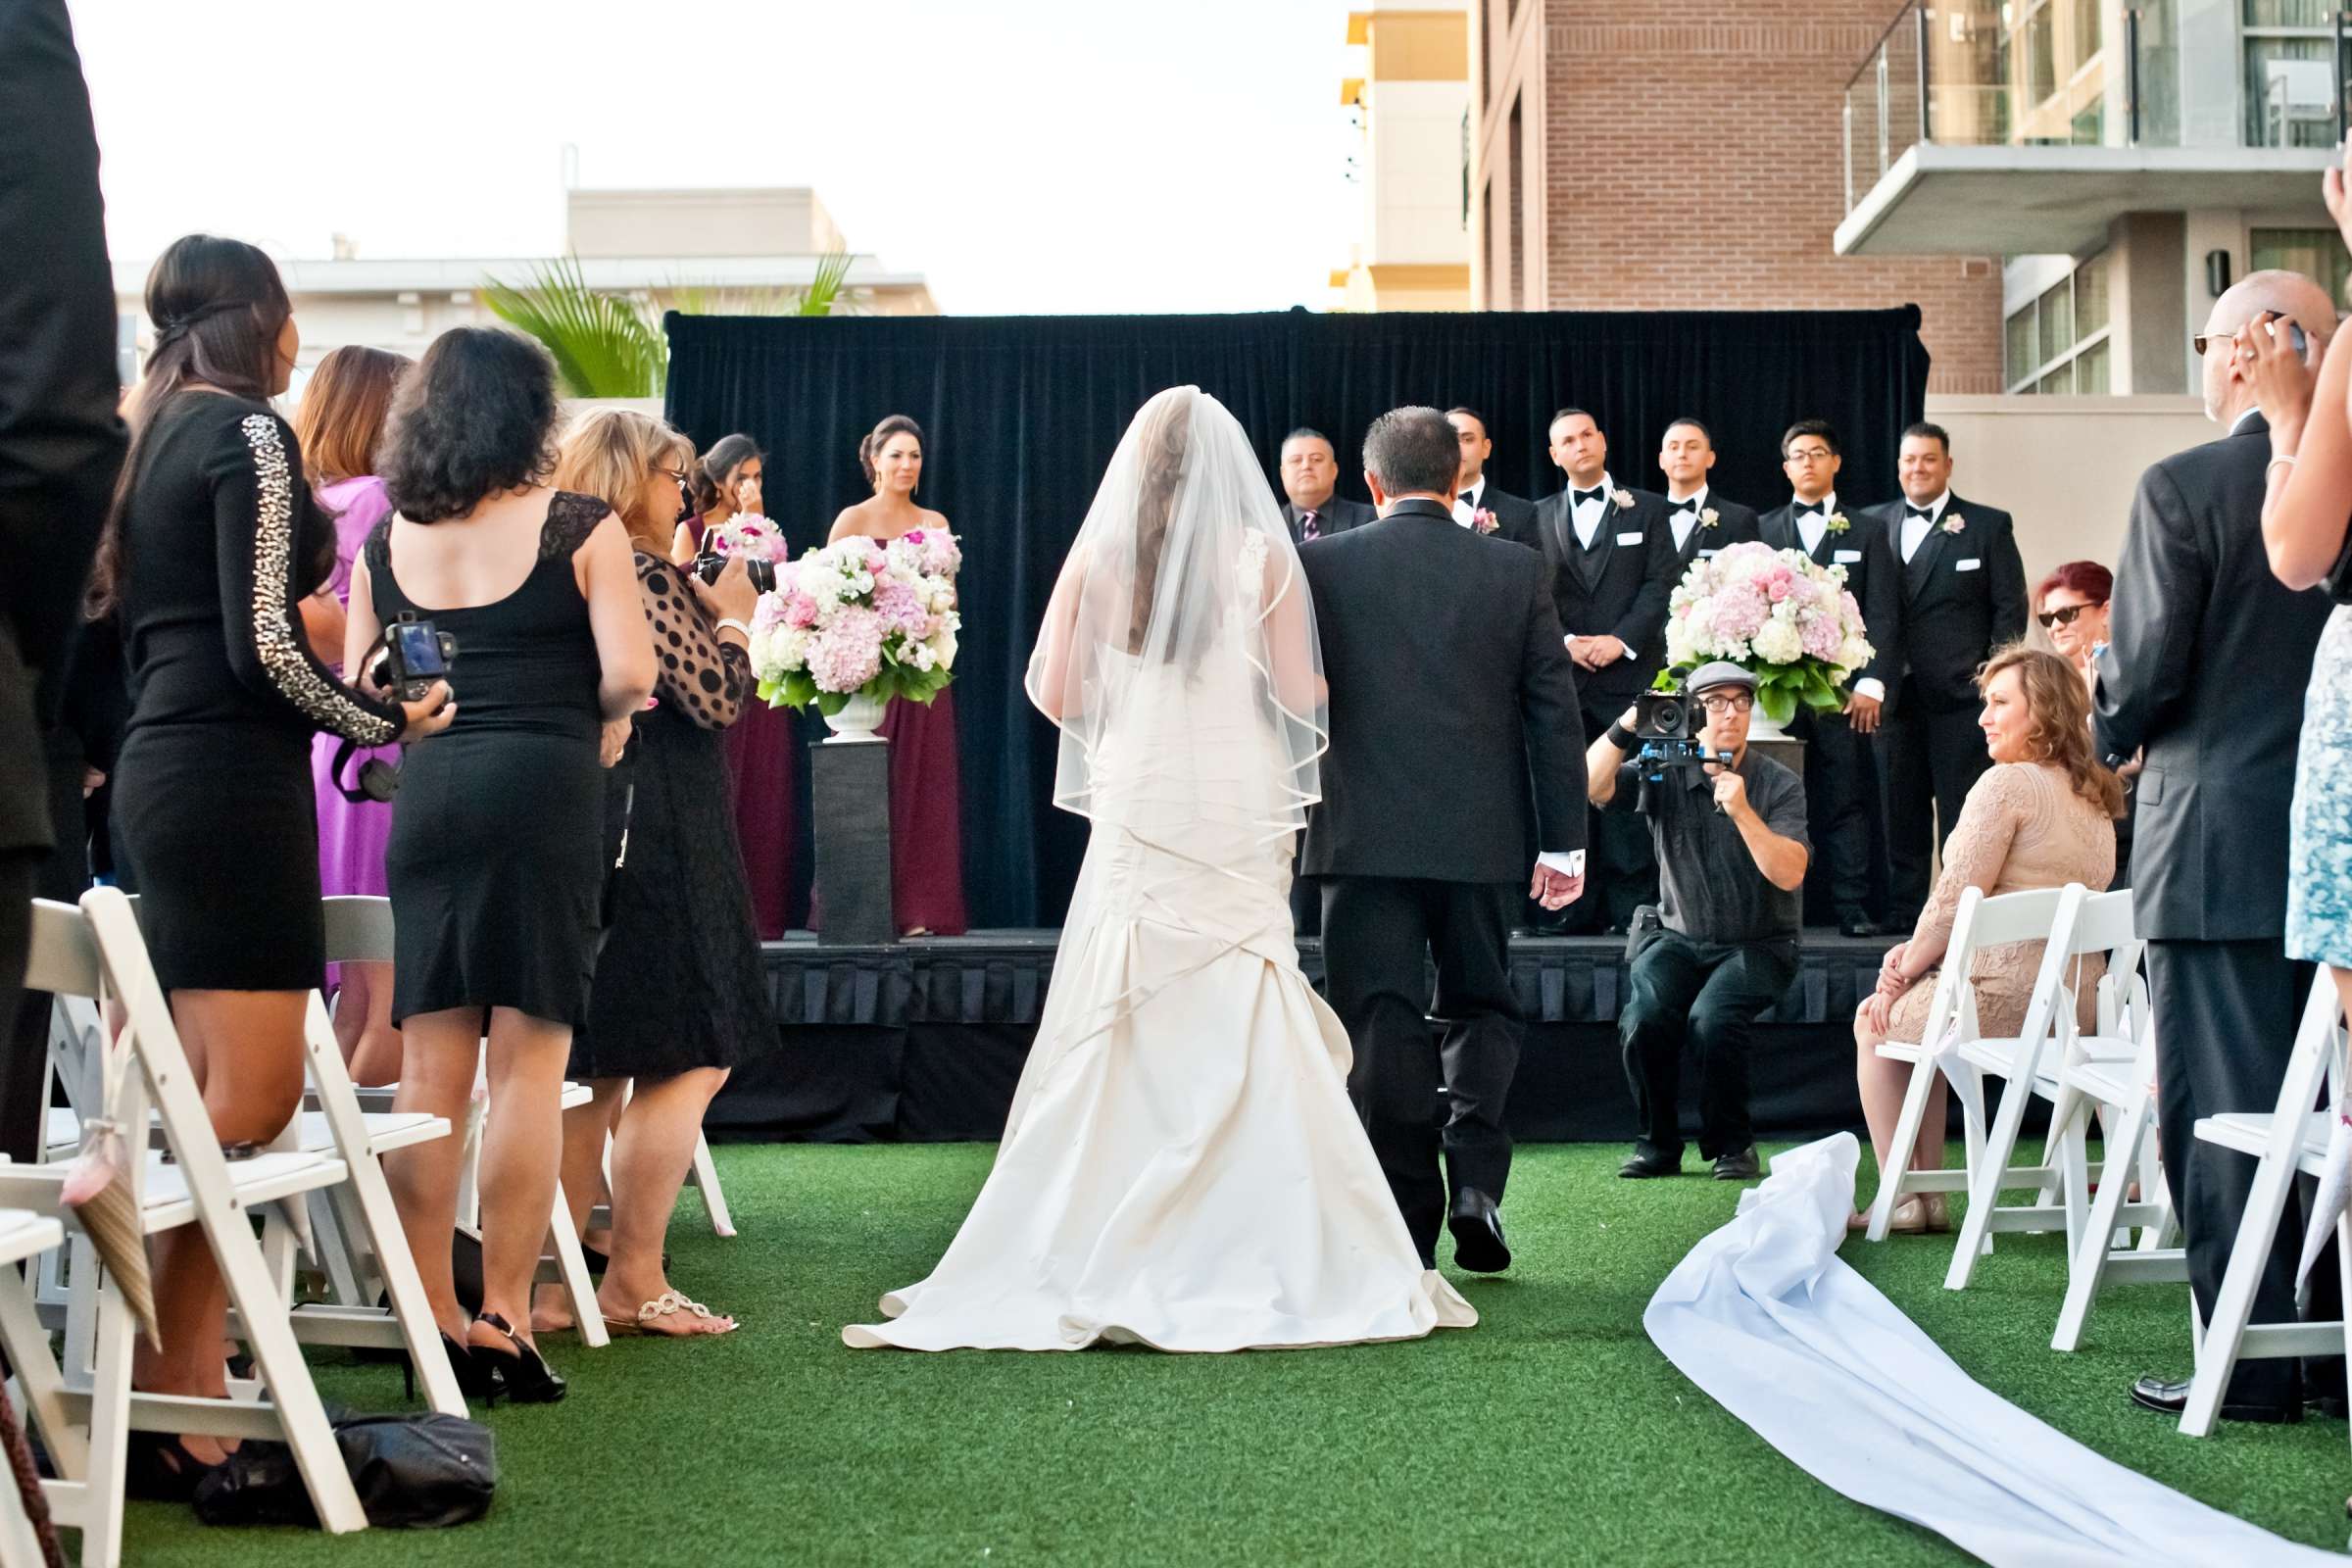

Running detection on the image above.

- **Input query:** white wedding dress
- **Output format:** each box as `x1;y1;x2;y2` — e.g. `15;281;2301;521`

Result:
844;388;1473;1353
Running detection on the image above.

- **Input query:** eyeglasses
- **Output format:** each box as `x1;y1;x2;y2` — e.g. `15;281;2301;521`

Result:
1697;693;1754;715
2036;601;2105;629
1784;448;1834;464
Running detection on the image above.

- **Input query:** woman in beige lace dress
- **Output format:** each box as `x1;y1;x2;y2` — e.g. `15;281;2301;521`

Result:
1852;647;2125;1231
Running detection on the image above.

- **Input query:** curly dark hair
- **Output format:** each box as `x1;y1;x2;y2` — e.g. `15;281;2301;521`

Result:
690;432;762;515
379;326;559;522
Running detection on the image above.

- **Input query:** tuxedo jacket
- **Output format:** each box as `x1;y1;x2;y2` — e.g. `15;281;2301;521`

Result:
1642;489;1763;575
1532;484;1677;708
1280;496;1374;547
1860;493;2028;710
0;0;123;854
1756;501;1903;698
1298;497;1586;883
1462;484;1540;550
2094;412;2332;941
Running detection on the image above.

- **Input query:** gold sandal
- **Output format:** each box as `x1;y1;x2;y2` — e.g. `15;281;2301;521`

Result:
602;1290;739;1338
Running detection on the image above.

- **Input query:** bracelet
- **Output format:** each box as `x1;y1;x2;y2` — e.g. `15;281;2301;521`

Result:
1606;723;1639;752
2268;454;2299;475
715;617;753;640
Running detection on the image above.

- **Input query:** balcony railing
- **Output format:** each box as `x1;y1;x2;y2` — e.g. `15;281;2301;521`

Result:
1842;3;2352;218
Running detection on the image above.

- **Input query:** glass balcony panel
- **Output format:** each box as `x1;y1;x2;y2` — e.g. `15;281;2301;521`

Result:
2075;253;2110;338
2036;277;2076;368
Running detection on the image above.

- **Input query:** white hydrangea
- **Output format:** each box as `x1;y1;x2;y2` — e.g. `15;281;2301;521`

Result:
1750;617;1801;664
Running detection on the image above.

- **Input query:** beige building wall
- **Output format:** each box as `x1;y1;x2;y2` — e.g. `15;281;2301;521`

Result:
568;188;845;259
1336;5;1472;311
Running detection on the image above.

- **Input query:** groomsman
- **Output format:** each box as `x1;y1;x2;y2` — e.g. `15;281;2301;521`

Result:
1446;407;1538;547
1861;422;2028;921
1646;416;1760;575
1279;428;1374;545
1533;408;1676;932
1756;419;1901;938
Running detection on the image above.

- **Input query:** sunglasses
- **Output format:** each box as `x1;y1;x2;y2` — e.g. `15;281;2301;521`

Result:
2036;601;2105;630
2193;320;2309;357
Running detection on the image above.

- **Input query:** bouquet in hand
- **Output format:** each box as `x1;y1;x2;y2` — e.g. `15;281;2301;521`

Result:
1657;539;1873;723
705;514;788;564
748;528;962;714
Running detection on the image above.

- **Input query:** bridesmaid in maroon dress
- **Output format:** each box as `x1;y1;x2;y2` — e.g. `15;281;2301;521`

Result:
827;415;969;937
680;435;801;939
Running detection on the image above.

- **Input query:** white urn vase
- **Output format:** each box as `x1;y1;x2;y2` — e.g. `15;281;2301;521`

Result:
821;692;889;744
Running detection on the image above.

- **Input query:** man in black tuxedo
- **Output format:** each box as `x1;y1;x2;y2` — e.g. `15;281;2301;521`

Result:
1446;406;1538;547
1864;421;2028;922
1277;427;1374;545
1532;408;1676;932
2096;270;2342;1426
0;0;122;1153
1645;416;1761;577
1756;419;1901;939
1301;406;1586;1274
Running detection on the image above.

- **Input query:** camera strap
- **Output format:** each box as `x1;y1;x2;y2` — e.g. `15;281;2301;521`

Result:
329;624;404;805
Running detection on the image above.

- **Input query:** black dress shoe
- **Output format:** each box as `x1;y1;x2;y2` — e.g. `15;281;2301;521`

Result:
1619;1150;1681;1178
1712;1146;1762;1181
1446;1188;1511;1274
1838;911;1884;939
2129;1374;2303;1425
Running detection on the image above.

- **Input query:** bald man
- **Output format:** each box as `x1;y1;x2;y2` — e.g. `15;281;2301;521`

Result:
2095;270;2344;1426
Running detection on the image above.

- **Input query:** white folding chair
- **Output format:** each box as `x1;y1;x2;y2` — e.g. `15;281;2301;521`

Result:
2050;956;2187;1350
1863;885;1995;1244
1942;884;2123;1290
596;1085;739;1241
0;1208;67;1568
2177;975;2349;1437
0;892;367;1567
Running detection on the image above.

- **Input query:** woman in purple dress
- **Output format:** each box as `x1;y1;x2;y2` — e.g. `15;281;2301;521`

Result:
294;345;412;1083
827;415;967;937
678;433;801;938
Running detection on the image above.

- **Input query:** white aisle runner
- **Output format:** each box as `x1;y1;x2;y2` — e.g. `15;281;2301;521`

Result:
1643;1134;2345;1567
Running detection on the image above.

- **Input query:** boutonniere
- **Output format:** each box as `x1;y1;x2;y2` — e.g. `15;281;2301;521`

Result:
1472;508;1498;535
1941;513;1966;535
1825;513;1851;535
1700;508;1721;529
1610;488;1636;510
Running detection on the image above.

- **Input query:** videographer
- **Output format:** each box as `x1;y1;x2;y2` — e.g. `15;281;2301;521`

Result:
1588;662;1809;1182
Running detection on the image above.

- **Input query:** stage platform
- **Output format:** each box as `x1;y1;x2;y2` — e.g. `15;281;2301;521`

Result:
710;929;1902;1146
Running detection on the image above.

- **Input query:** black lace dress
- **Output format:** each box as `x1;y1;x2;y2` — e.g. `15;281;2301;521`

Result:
569;554;774;1080
368;493;609;1028
113;393;403;990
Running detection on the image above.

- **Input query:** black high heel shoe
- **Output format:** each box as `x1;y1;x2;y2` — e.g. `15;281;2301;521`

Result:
406;1330;506;1404
122;1432;228;1502
470;1312;565;1404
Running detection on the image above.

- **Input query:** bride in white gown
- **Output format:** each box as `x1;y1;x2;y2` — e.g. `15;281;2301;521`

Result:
844;387;1475;1351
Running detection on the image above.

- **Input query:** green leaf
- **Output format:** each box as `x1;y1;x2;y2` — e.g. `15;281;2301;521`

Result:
479;256;666;398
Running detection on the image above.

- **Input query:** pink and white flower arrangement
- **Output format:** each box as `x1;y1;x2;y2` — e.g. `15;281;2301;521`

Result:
705;513;788;564
1659;539;1874;722
747;528;961;714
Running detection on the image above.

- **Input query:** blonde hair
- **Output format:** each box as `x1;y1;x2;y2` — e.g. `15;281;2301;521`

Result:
553;408;695;553
1979;644;2127;818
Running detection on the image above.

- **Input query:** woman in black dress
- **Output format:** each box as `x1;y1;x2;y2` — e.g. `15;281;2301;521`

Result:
542;409;770;1336
348;328;655;1402
101;235;452;1492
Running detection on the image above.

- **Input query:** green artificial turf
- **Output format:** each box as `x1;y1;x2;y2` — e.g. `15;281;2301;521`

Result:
117;1141;2352;1566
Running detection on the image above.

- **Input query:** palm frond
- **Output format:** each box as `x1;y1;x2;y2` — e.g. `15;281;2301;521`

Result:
479;256;666;397
795;249;857;317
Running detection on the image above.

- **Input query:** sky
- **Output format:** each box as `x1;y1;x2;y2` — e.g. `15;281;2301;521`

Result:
66;0;1365;316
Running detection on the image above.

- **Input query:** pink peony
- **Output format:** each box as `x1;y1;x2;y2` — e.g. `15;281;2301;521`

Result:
752;592;792;634
784;593;819;629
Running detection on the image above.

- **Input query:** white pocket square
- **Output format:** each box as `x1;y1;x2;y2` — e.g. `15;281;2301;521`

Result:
1833;548;1863;564
1955;558;1982;572
1697;548;1718;559
1614;531;1643;546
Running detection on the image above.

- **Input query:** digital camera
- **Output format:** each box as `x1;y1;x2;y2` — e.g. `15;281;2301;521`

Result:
376;615;458;704
695;551;778;596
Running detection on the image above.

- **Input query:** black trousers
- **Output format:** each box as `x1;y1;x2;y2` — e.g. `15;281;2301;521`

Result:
1882;679;1991;916
1786;705;1875;920
1562;696;1655;932
1321;875;1521;1265
2148;937;2343;1410
1619;930;1797;1161
0;849;41;1164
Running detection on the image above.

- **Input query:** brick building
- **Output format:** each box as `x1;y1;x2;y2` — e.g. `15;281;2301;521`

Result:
1471;2;2337;399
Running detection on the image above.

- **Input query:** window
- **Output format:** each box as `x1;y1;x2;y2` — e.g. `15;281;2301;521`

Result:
2244;2;2344;149
1506;97;1525;311
2004;253;2113;393
2252;226;2352;311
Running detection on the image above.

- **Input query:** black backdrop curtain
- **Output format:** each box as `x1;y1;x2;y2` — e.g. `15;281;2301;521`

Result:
663;307;1931;929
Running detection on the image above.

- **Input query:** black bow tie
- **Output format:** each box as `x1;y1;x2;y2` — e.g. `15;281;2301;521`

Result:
1572;486;1605;506
1906;506;1936;521
1796;505;1827;521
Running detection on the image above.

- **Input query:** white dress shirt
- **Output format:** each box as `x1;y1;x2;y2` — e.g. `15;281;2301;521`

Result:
1667;485;1709;552
1452;476;1487;528
1795;491;1837;558
1569;473;1615;550
1898;490;1949;564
